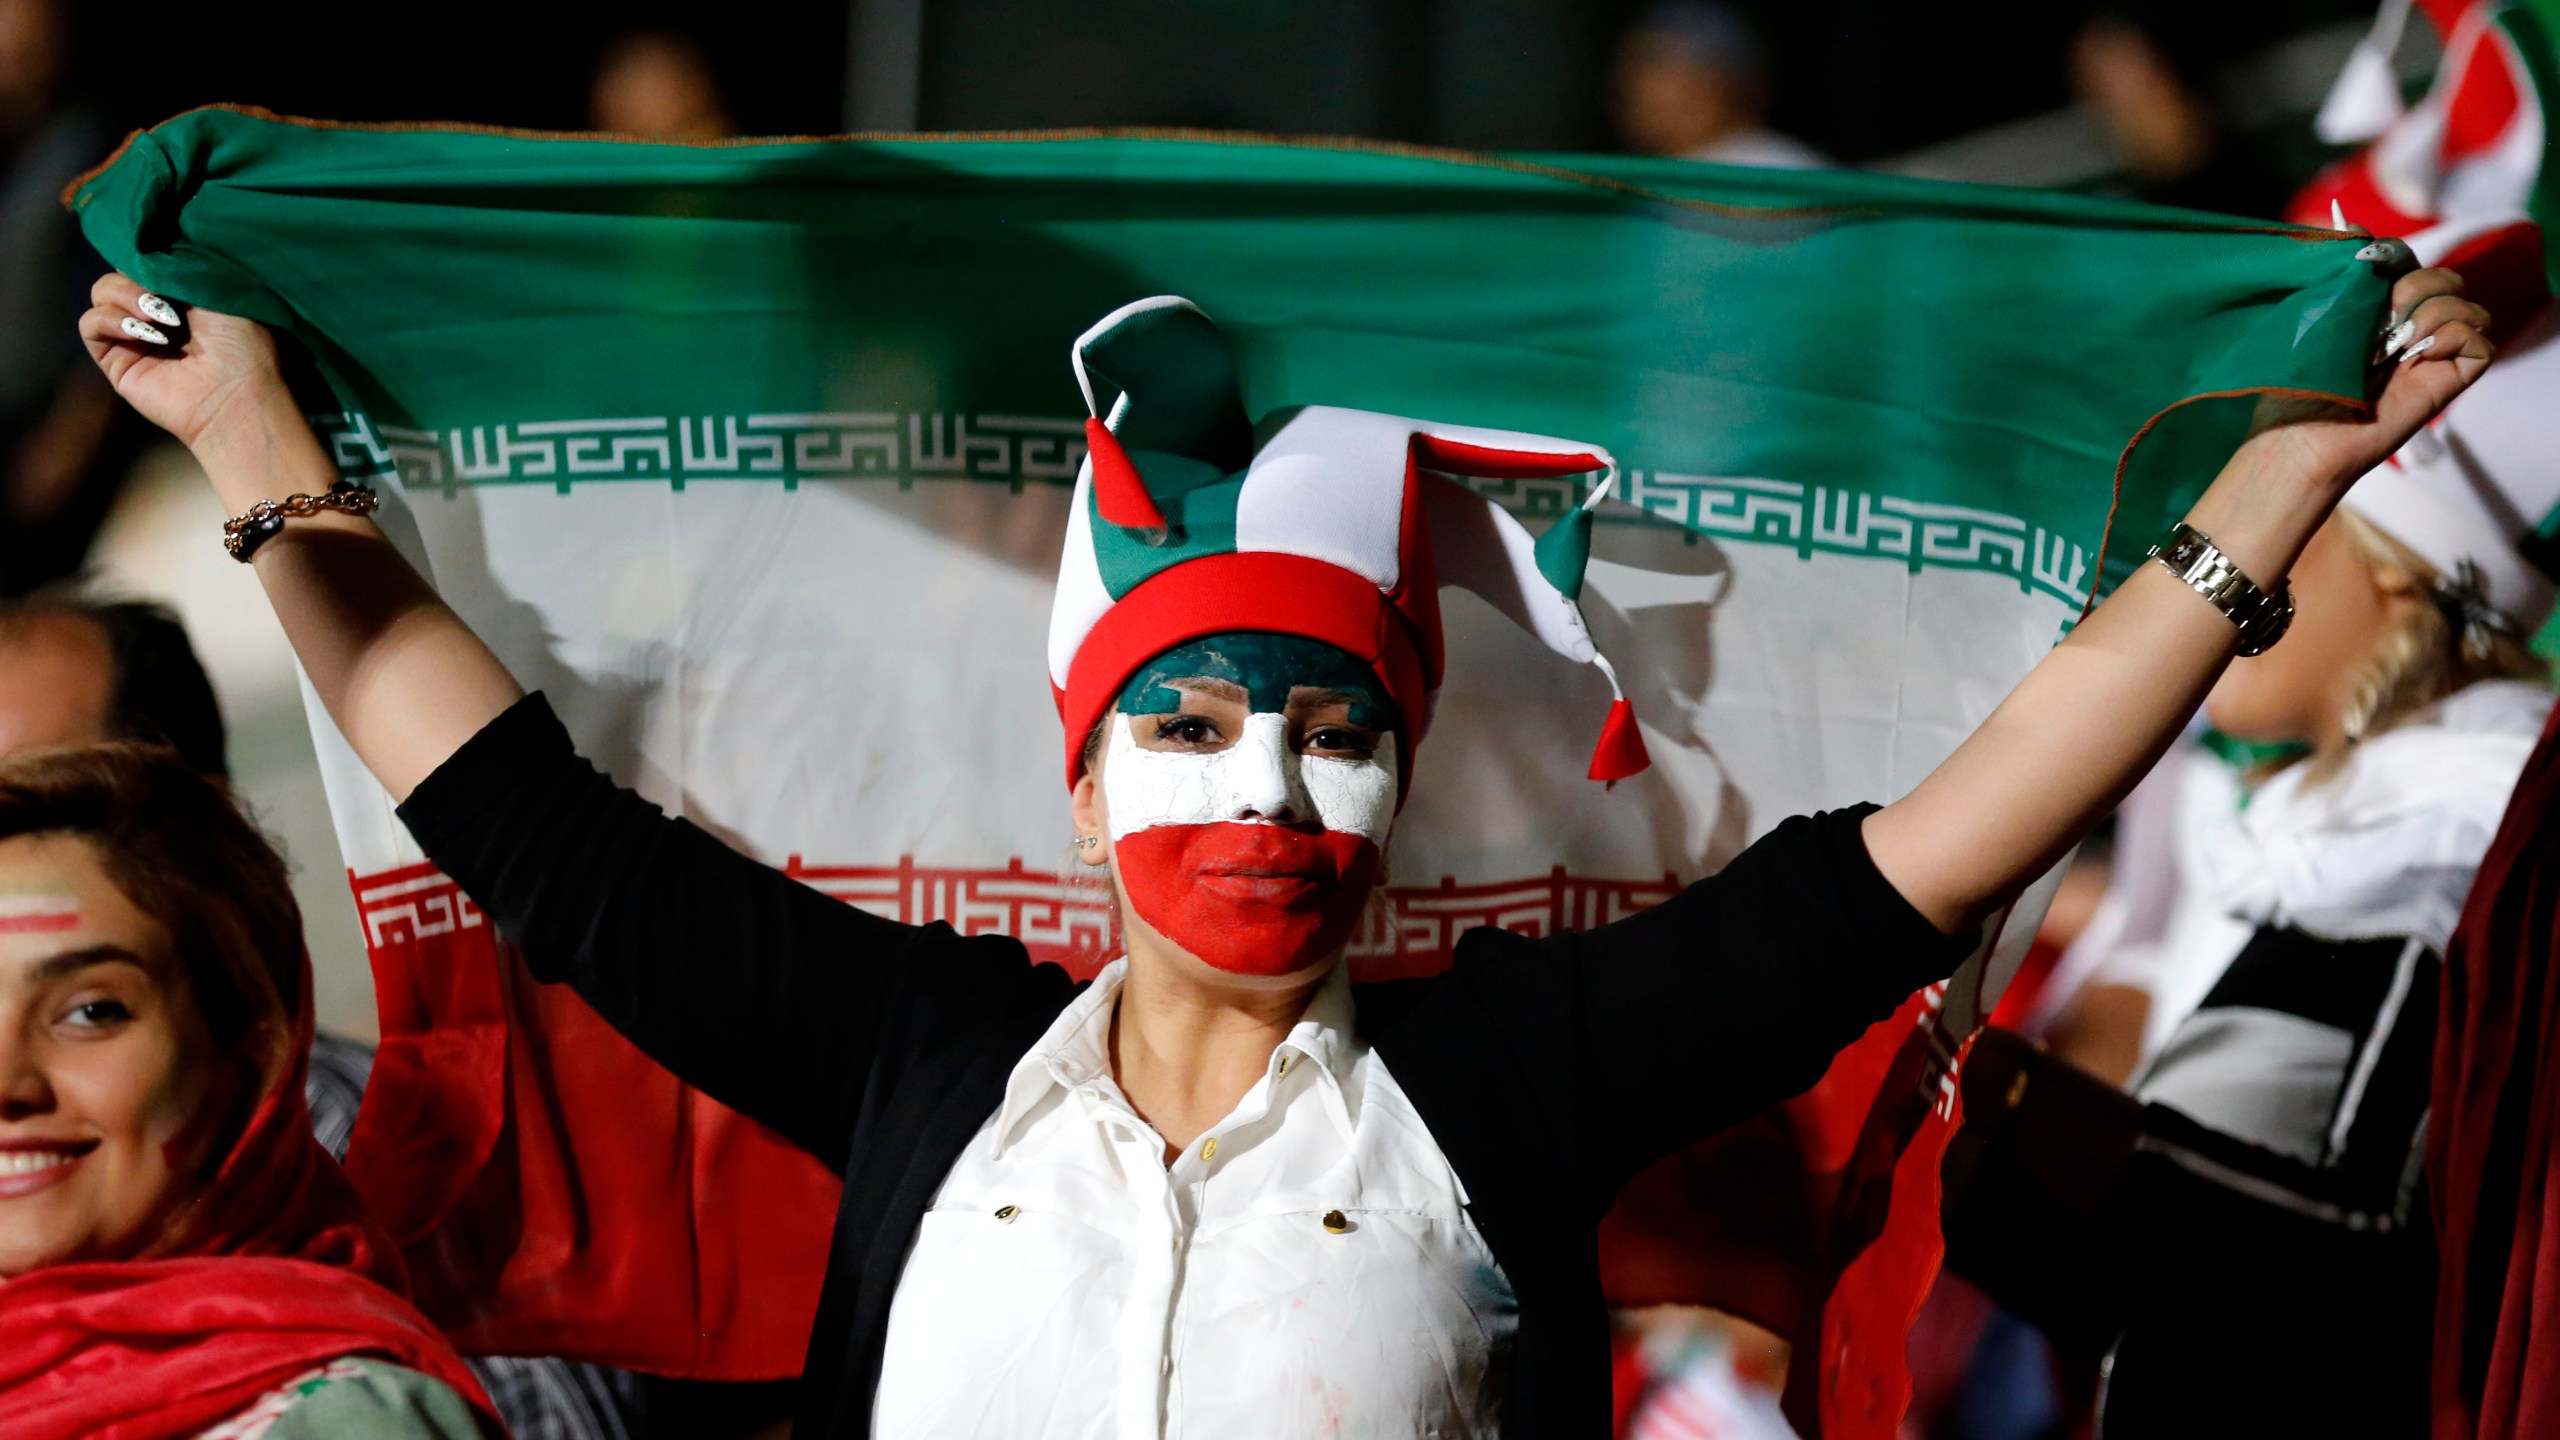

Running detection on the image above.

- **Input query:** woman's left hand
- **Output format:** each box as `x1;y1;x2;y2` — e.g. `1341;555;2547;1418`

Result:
2229;264;2494;496
1865;261;2494;939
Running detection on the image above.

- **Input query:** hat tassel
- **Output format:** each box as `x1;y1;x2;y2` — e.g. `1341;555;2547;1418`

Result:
1586;653;1651;785
1084;417;1171;533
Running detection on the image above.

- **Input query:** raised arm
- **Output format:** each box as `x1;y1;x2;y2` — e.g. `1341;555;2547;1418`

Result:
75;277;1062;1156
1863;265;2495;937
79;274;517;797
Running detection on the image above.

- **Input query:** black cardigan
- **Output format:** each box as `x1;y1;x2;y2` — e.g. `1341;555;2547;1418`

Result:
397;693;1971;1438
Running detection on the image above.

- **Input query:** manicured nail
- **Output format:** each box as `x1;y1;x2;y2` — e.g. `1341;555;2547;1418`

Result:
119;316;168;345
2356;236;2417;273
2382;319;2416;356
2397;334;2438;364
137;293;179;326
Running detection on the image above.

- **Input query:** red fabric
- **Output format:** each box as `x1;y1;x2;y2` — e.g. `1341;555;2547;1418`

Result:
1610;1326;1650;1438
340;867;838;1378
2426;222;2553;345
1057;550;1431;792
0;952;497;1440
2441;16;2525;162
1597;977;1978;1440
1589;698;1653;784
2420;0;2481;37
1084;418;1170;532
2430;695;2560;1440
1407;436;1605;482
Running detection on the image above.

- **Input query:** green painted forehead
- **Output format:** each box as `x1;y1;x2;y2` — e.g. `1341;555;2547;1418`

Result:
1117;632;1395;729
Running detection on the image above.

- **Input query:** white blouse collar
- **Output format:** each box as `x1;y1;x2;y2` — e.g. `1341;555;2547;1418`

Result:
987;957;1362;1157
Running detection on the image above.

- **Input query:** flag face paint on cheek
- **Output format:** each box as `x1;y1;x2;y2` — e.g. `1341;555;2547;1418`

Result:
1101;637;1399;976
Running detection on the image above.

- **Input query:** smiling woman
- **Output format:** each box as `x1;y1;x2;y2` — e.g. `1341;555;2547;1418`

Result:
0;746;498;1440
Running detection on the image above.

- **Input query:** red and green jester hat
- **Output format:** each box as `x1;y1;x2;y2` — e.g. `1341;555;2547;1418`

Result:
1046;295;1652;971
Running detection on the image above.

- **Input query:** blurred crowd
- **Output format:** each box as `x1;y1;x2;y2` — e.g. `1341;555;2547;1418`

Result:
2;1;2548;1438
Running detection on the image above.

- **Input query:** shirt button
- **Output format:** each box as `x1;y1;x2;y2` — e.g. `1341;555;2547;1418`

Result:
1322;1209;1349;1234
1200;1138;1218;1162
1277;1055;1292;1077
993;1204;1020;1223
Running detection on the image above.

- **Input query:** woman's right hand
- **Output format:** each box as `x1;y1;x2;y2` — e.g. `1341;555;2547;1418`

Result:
79;273;524;800
77;273;289;457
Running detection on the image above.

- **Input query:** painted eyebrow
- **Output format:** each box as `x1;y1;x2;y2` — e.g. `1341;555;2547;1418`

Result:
1161;677;1248;699
1288;686;1381;710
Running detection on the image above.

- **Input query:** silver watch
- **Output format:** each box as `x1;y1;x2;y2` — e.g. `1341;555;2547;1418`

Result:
2147;522;2293;656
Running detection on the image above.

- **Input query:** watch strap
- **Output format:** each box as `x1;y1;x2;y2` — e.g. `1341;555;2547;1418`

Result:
2146;522;2293;656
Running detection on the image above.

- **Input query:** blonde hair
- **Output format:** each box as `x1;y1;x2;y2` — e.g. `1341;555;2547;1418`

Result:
2328;508;2549;760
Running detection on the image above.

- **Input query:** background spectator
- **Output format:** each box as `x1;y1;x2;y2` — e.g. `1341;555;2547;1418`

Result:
1611;1;1828;168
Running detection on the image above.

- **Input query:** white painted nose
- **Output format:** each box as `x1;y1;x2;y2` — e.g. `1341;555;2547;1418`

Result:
1224;712;1312;823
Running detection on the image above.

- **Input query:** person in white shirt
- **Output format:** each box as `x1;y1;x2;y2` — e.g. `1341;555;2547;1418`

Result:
72;265;2493;1438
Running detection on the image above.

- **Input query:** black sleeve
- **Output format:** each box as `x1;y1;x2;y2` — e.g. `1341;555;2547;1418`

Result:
1406;804;1973;1202
394;691;1042;1161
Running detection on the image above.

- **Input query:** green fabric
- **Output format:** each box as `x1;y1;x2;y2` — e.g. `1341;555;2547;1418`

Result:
253;1359;486;1440
2503;0;2560;293
66;107;2395;605
1081;299;1253;466
1534;506;1594;601
1090;457;1243;597
2199;725;2312;780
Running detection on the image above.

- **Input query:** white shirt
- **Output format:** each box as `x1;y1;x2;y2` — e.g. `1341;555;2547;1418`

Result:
872;959;1517;1440
2204;678;2549;953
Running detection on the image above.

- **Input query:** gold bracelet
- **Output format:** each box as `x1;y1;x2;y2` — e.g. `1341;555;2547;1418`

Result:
222;480;381;562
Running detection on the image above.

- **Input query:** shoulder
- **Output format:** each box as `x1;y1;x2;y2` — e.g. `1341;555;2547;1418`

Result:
200;1358;489;1440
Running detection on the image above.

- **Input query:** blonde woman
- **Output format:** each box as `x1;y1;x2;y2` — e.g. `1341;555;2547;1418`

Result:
1951;394;2552;1438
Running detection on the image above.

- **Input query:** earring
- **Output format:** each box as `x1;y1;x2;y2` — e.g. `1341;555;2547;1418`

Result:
1073;835;1100;850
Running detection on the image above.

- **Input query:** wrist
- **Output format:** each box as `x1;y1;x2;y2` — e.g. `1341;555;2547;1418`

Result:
191;389;337;509
2179;446;2341;585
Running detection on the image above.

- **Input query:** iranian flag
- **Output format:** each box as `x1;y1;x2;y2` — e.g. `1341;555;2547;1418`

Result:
70;106;2401;1438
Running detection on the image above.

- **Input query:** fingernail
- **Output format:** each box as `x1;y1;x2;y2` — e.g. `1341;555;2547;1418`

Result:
2382;319;2416;356
119;316;169;345
137;293;179;326
2356;236;2417;273
2397;334;2438;365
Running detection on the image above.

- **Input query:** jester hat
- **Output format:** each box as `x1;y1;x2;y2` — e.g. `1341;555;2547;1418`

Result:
1046;296;1649;795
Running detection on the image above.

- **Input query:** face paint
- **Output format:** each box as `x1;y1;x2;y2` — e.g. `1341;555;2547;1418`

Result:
0;887;80;934
1103;633;1398;977
1116;633;1396;730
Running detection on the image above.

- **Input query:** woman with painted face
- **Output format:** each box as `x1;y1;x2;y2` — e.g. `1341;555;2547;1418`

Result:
0;745;499;1439
77;266;2493;1439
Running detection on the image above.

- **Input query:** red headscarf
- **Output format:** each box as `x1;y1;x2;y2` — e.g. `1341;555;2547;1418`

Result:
0;951;499;1440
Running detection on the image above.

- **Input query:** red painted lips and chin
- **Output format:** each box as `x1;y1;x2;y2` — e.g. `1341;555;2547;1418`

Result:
1113;821;1379;977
